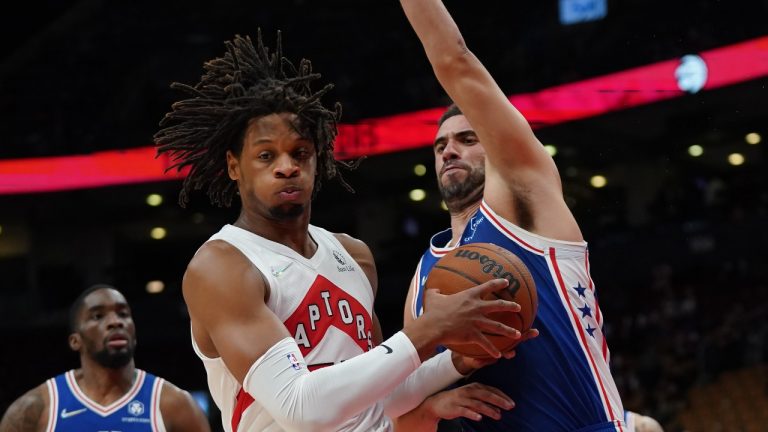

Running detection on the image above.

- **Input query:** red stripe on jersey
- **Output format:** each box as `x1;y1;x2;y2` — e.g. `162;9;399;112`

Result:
585;250;609;362
550;249;622;431
231;389;255;432
480;202;544;254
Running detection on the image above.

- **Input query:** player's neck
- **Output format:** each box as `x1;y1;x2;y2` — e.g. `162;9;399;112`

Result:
235;209;316;258
76;361;136;404
449;200;481;246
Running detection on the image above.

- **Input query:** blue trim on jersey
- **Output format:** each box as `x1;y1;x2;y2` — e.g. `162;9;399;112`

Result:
415;213;616;431
52;370;159;431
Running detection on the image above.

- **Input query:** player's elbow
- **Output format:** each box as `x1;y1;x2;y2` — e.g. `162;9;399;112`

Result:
430;43;475;80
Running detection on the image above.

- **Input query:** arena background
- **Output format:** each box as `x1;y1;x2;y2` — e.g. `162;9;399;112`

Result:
1;1;766;431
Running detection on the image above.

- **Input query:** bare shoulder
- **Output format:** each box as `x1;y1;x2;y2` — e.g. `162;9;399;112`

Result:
0;384;48;432
159;381;211;432
333;233;375;270
333;233;378;294
184;239;267;302
333;233;371;257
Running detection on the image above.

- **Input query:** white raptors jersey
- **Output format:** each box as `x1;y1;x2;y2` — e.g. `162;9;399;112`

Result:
191;224;389;432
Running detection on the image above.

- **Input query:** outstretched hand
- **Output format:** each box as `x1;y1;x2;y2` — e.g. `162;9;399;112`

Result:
424;383;514;422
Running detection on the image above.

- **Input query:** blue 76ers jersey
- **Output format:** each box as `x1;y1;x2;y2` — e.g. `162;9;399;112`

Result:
43;369;166;431
412;201;625;432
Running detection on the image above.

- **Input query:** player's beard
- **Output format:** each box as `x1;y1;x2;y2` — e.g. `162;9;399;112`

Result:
269;203;305;220
92;344;134;369
439;165;485;212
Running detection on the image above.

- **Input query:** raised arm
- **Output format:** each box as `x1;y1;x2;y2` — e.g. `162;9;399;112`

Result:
185;240;521;431
400;0;554;176
400;0;582;240
0;385;48;432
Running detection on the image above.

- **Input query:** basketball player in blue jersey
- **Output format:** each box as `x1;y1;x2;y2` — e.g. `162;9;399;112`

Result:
154;33;523;432
399;0;627;431
0;285;210;432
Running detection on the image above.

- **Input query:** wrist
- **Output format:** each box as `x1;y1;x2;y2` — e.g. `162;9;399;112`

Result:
402;321;441;361
421;397;442;427
451;351;476;376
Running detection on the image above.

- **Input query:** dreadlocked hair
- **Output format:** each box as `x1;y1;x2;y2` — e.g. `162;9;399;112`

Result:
154;31;356;207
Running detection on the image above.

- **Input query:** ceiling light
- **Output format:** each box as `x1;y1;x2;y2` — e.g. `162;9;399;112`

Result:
728;153;745;166
688;145;704;157
409;189;426;202
150;227;167;240
590;175;607;188
146;194;163;207
745;132;761;145
413;164;427;176
146;280;165;294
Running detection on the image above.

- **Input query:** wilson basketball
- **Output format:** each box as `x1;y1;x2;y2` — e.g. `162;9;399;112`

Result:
423;242;538;358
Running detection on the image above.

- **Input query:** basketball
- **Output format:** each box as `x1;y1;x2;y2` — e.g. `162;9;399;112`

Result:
423;242;538;358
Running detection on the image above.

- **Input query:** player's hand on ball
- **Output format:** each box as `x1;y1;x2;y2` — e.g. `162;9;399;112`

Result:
423;383;514;422
423;279;522;358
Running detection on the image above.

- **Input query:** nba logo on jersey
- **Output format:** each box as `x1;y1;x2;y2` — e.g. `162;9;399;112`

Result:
128;400;144;416
287;353;301;370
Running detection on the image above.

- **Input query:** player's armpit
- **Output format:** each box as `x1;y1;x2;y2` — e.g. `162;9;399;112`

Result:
0;386;47;432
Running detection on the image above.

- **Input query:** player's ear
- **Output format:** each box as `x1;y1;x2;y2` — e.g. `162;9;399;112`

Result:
68;333;82;352
226;150;241;181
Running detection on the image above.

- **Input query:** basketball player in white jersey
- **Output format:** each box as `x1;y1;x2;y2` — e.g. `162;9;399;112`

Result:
154;33;523;431
0;285;210;432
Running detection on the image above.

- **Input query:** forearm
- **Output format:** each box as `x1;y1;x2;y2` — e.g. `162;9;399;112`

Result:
245;332;421;431
400;0;469;67
382;349;464;418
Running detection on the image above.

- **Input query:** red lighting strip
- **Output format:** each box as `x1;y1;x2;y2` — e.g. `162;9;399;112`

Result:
0;148;188;194
2;36;767;195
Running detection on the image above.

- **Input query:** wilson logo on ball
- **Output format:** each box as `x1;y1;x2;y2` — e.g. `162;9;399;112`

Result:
453;249;521;295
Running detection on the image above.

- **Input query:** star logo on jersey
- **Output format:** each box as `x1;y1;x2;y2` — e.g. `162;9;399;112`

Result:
60;408;87;419
270;261;294;277
578;304;592;318
127;400;144;416
573;281;587;298
585;324;597;338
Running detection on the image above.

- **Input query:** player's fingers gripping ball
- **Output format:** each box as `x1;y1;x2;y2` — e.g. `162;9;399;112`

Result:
424;243;538;358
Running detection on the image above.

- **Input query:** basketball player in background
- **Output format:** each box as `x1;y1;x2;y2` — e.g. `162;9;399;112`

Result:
400;0;627;430
0;285;210;432
625;410;665;432
154;33;523;431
